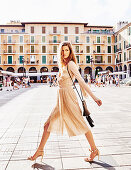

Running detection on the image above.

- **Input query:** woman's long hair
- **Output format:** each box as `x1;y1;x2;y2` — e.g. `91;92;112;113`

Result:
58;42;77;72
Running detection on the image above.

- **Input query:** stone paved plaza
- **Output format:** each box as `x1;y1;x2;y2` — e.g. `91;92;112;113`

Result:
0;84;131;170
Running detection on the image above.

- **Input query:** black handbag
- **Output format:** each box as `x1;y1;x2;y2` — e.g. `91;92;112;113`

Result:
67;65;94;127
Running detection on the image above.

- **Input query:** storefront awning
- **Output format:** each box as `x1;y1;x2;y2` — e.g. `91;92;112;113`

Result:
109;71;127;75
0;71;58;77
98;70;109;75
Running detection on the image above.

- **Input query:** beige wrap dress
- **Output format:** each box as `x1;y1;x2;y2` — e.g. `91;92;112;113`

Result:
45;61;90;137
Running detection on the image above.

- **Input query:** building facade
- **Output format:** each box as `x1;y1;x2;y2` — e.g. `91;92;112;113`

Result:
114;22;131;78
0;21;130;81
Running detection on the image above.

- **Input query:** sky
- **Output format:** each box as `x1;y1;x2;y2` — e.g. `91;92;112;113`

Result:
0;0;131;26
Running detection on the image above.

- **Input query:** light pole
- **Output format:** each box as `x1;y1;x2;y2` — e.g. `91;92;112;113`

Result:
22;57;26;77
90;56;94;82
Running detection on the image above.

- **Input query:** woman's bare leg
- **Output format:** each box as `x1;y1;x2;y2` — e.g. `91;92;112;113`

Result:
85;130;96;150
28;122;50;159
85;130;100;161
37;122;50;151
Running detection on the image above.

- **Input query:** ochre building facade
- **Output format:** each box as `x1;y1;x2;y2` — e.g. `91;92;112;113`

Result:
0;21;130;81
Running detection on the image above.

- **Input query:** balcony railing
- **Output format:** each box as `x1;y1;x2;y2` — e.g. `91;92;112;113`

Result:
75;50;84;54
71;41;84;44
86;31;114;35
3;50;16;54
3;40;16;44
26;40;39;44
93;50;105;54
49;40;61;44
0;30;25;34
93;41;105;44
3;61;16;65
26;60;39;65
48;51;57;54
49;31;61;35
94;60;105;64
26;50;39;54
49;60;58;65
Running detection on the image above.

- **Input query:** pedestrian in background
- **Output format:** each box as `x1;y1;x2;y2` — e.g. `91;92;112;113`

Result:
41;77;43;83
6;75;12;91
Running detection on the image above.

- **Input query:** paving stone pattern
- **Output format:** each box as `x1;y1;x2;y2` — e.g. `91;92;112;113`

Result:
0;84;131;170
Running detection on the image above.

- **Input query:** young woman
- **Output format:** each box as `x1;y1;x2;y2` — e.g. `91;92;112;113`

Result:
28;42;102;162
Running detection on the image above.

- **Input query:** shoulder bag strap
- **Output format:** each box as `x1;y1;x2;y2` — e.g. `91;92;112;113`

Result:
67;64;84;102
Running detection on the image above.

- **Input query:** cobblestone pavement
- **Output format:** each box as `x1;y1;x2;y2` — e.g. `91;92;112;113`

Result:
0;84;131;170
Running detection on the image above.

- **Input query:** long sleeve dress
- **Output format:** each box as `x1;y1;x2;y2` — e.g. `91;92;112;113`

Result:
45;61;92;137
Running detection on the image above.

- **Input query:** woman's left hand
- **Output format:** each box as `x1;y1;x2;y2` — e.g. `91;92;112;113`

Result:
95;98;102;106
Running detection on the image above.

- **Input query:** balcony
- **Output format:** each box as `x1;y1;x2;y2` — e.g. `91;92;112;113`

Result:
26;40;39;44
75;50;84;54
49;31;61;35
26;60;39;65
3;61;16;65
0;30;25;34
49;40;61;44
94;60;105;65
116;48;122;53
78;62;85;65
3;50;16;54
26;50;39;54
48;51;57;55
71;41;84;45
126;44;131;50
85;31;114;35
49;60;58;65
93;41;105;45
93;50;106;54
3;40;16;44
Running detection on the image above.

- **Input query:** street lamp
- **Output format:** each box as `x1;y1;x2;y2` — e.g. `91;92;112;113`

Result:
22;57;26;77
90;56;94;82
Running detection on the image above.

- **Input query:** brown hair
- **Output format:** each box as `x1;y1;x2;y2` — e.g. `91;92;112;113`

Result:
58;42;77;70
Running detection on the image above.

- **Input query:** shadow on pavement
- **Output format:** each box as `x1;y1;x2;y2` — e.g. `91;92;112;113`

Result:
32;163;55;170
90;161;116;170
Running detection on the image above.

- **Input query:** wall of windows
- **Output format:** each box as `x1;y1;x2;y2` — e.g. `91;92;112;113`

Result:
86;46;90;53
8;46;12;53
20;46;23;53
42;46;46;53
108;37;111;43
86;56;90;63
19;56;23;64
86;36;90;43
20;36;23;43
76;55;80;63
53;46;57;53
42;36;45;43
42;56;46;64
31;36;35;43
108;46;111;53
107;56;111;63
97;46;101;53
8;56;12;64
97;37;100;43
8;36;12;43
31;46;34;53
